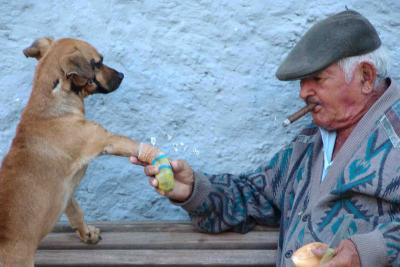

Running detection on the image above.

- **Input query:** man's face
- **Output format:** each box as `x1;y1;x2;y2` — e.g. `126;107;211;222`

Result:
299;63;369;131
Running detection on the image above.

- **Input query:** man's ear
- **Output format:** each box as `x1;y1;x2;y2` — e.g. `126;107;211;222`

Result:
60;50;94;80
360;62;376;94
23;37;53;60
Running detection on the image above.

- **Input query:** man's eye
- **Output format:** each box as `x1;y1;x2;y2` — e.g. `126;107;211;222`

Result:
314;77;326;82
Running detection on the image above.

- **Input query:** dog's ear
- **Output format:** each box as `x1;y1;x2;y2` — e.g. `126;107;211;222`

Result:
23;37;53;60
60;50;94;80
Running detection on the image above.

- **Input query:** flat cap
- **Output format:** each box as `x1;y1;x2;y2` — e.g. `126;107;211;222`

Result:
276;10;381;81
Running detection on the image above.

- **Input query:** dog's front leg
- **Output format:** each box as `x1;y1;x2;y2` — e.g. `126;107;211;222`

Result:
65;197;101;244
86;122;163;162
102;134;141;157
64;166;100;244
82;122;140;158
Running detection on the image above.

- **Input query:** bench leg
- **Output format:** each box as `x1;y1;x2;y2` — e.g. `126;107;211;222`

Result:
65;197;101;244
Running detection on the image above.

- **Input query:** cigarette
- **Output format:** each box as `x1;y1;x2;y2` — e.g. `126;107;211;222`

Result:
282;103;317;127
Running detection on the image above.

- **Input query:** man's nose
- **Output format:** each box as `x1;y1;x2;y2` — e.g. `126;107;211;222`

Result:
299;79;314;100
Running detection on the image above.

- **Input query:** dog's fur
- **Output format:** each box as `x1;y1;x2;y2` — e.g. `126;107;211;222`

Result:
0;38;141;267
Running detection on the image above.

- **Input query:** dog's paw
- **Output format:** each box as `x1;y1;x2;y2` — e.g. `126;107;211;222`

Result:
77;225;102;244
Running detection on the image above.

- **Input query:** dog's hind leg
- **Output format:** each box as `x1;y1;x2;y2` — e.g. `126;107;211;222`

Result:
65;197;101;244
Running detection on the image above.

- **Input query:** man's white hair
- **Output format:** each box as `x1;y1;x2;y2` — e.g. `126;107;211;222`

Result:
337;46;389;87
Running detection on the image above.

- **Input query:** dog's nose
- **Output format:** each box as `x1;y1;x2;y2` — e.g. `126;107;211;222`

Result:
117;72;124;80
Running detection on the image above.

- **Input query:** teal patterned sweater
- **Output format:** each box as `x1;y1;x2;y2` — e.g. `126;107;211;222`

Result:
177;80;400;266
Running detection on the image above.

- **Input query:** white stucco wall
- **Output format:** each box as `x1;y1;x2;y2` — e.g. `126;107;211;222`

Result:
0;0;399;221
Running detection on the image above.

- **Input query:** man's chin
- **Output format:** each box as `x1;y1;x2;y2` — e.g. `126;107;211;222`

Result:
312;119;335;131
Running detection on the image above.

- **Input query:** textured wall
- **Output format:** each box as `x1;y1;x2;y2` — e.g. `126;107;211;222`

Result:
0;0;399;221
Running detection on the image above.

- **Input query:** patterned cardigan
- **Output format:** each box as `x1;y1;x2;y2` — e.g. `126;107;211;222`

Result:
176;79;400;266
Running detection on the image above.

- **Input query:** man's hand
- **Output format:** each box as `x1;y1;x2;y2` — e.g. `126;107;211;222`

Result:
130;157;195;202
313;239;361;267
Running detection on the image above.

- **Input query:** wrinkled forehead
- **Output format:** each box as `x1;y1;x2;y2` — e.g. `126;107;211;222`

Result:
56;38;103;62
301;62;343;80
76;40;103;62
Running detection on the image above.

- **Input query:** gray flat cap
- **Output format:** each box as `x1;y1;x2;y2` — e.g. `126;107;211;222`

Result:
276;10;381;81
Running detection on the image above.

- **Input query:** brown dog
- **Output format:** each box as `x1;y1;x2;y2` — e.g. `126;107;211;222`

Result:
0;38;143;267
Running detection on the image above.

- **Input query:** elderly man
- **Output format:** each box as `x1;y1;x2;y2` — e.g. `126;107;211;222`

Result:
131;10;400;266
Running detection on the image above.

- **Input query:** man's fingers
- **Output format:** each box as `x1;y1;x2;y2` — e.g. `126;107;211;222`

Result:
156;188;166;196
170;160;181;171
319;240;360;267
130;156;148;166
144;165;159;177
148;178;167;196
170;159;188;172
148;177;158;188
311;247;327;257
311;243;329;257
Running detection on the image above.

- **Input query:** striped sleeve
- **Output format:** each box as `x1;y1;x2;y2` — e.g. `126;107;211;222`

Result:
178;146;293;233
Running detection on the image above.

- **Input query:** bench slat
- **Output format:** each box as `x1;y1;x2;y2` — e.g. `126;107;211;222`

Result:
37;222;280;266
52;221;277;233
39;231;278;250
35;249;276;267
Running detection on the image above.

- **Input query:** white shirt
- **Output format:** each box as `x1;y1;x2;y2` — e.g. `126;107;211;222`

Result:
319;127;337;181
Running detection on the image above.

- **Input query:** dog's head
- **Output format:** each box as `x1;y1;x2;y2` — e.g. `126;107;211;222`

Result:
24;37;124;96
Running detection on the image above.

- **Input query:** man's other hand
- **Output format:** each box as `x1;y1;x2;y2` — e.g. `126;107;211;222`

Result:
313;239;361;267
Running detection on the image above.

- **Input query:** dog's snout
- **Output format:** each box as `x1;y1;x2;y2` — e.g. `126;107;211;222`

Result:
113;71;124;89
117;72;124;80
22;48;29;57
94;67;124;94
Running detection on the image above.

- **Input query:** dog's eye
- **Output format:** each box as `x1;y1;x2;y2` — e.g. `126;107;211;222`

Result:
90;59;103;69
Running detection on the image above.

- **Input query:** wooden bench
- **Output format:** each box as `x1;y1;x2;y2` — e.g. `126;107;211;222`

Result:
35;221;279;266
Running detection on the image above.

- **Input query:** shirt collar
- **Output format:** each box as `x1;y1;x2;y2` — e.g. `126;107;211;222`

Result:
319;127;337;180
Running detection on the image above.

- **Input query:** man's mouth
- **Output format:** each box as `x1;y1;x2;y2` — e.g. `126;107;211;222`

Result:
306;98;321;113
313;104;322;113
